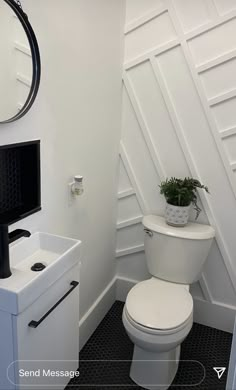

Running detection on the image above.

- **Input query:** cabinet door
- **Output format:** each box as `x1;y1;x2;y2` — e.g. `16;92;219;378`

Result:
0;311;15;390
13;265;79;390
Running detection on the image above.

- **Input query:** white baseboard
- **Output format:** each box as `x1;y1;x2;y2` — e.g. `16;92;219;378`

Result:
116;276;236;333
78;276;235;352
193;298;236;333
79;277;116;350
116;276;140;302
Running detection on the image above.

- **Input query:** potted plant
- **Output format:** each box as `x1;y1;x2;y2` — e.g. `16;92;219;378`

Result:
159;177;209;227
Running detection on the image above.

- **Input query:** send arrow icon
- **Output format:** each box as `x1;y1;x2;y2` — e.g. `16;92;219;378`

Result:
213;367;226;379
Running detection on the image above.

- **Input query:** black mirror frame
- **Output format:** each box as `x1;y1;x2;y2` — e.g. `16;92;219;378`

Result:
1;0;41;124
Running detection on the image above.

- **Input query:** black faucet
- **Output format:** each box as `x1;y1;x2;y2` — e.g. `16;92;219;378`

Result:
0;225;31;279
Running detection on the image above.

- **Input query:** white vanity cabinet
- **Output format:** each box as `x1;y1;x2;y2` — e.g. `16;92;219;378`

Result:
0;264;80;390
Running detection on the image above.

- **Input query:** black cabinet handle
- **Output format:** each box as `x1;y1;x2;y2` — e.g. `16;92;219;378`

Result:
28;281;79;329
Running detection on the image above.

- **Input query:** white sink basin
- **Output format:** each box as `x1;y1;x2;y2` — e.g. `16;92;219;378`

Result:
0;232;81;315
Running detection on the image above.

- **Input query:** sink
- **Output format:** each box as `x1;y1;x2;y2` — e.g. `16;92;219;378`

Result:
0;232;81;314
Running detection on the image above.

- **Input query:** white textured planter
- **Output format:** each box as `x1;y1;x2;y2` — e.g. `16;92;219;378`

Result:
165;203;191;227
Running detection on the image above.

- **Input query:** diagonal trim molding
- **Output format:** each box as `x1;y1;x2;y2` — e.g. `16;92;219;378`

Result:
168;0;236;196
116;0;236;311
125;5;168;35
149;49;236;294
123;73;166;180
119;143;148;214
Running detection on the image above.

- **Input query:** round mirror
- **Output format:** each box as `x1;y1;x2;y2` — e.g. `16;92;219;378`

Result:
0;0;41;123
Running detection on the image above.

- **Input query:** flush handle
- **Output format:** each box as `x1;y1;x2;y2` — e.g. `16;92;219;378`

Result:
144;228;153;237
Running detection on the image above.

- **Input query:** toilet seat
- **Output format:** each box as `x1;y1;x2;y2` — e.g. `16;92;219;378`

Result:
126;278;193;333
124;307;193;336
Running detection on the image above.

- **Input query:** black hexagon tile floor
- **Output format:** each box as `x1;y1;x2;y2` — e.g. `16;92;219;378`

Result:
66;301;232;390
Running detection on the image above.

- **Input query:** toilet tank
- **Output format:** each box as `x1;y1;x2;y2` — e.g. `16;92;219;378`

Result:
143;215;215;284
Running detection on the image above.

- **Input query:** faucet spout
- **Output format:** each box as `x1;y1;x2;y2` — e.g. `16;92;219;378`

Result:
0;225;31;279
9;229;31;244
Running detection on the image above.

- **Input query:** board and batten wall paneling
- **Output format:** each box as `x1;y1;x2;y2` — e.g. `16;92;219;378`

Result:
116;0;236;331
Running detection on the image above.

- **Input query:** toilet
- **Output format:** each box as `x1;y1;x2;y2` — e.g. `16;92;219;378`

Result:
122;215;215;390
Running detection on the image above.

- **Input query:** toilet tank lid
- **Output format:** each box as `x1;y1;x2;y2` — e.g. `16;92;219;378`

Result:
142;215;215;240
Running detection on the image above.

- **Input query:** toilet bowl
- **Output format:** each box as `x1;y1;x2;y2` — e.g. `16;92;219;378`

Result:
122;215;215;390
123;278;193;390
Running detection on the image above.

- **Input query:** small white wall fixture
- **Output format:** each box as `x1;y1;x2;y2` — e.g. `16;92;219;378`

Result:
116;0;236;331
3;0;125;343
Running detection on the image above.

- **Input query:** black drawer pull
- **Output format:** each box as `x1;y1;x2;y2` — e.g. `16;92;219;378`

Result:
28;281;79;329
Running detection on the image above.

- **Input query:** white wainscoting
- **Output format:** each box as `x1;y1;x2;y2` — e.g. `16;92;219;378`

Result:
116;277;235;333
116;0;236;329
79;277;117;350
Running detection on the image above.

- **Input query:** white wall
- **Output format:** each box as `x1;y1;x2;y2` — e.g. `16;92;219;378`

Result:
116;0;236;332
0;0;125;338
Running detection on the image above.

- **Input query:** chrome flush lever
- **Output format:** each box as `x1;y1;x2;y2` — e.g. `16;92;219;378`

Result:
144;228;153;237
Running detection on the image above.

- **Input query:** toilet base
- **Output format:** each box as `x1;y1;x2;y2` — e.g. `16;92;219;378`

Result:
130;344;180;390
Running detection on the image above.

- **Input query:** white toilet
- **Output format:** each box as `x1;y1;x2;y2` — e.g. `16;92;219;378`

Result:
122;215;215;390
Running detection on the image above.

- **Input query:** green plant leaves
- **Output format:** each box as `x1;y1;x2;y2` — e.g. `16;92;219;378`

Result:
159;177;209;220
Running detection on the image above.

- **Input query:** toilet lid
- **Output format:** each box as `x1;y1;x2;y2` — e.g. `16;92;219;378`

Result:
126;279;193;330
